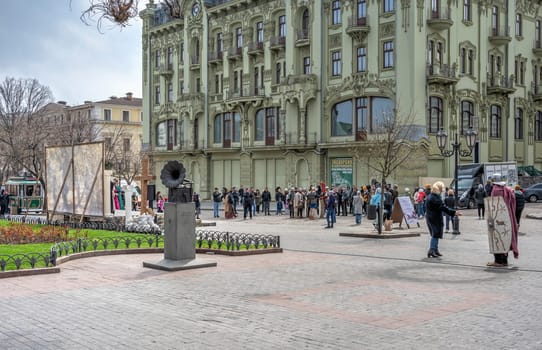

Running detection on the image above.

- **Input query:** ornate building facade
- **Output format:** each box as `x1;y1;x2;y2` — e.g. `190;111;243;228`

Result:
140;0;542;198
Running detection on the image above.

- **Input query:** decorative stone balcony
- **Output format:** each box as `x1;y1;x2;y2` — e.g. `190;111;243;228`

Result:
488;26;512;45
532;82;542;101
225;86;265;103
208;51;223;64
227;46;243;60
155;64;173;78
247;41;264;56
346;15;370;41
486;73;515;95
533;40;542;57
269;36;286;51
426;64;458;85
190;55;200;70
295;30;310;47
426;9;453;30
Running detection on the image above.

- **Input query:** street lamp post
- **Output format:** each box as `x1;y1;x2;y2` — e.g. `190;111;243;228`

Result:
435;127;477;235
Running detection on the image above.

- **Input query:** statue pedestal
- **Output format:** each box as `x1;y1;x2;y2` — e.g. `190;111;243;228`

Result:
143;202;216;271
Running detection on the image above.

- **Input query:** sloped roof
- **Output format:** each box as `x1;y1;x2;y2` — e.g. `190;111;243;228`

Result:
94;96;142;107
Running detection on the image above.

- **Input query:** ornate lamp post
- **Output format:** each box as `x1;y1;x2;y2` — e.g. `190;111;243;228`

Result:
435;127;477;235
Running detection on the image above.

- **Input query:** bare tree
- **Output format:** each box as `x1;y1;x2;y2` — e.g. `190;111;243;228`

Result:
0;77;53;185
102;124;141;184
79;0;139;32
363;107;428;233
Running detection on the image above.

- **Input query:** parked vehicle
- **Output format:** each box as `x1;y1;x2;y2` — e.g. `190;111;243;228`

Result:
450;162;518;208
523;183;542;203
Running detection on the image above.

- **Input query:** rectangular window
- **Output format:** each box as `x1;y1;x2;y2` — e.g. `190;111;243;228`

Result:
215;74;220;94
520;61;525;85
217;33;223;52
257;22;264;43
276;62;281;84
167;47;173;69
492;6;499;35
303;57;311;74
167;119;176;150
460;48;466;74
155;50;160;68
356;97;368;132
429;96;443;133
463;0;471;21
122;110;130;122
223;113;231;146
515;14;522;36
234;71;239;92
214;115;222;143
236;27;243;49
180;80;184;95
279;15;286;37
196;78;201;93
383;0;394;13
357;0;367;19
515;108;523;140
332;1;341;25
356;47;367;72
155;86;160;105
266;108;276;141
536;111;542;141
233;112;241;142
103;109;111;121
461;100;474;134
168;83;173;102
383;41;394;69
490;105;501;138
123;138;130;153
180;43;184;63
255;110;264;141
254;67;259;94
468;49;474;75
332;50;341;76
536;20;541;45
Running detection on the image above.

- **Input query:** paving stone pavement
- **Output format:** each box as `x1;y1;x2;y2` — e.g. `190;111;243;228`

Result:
1;203;542;349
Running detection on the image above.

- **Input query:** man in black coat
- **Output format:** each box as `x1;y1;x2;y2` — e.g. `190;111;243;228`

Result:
426;181;460;258
243;188;254;220
261;187;271;215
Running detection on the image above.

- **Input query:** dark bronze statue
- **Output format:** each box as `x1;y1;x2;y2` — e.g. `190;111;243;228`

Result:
160;161;193;203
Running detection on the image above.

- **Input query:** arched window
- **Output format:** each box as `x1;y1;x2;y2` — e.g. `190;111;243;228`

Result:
461;100;474;134
515;108;523;140
428;96;443;133
302;9;310;35
255;109;264;141
233;112;241;142
331;100;353;136
156;121;166;147
255;107;279;145
490;105;501;138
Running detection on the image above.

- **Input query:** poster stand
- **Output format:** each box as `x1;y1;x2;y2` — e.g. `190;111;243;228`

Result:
390;197;420;229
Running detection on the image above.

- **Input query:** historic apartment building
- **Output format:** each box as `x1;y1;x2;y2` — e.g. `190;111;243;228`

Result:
140;0;542;198
41;93;143;175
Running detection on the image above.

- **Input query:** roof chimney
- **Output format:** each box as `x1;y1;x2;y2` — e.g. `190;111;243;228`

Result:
57;101;67;105
110;96;117;100
84;100;92;104
126;92;133;100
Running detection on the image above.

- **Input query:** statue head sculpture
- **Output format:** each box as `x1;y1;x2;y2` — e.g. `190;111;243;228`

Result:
160;161;192;203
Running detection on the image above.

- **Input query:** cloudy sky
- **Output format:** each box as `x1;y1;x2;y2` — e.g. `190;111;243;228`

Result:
0;0;144;105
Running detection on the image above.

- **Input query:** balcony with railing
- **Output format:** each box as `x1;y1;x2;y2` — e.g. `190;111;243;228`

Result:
247;41;264;56
426;63;458;85
225;86;265;100
533;40;542;56
295;30;310;47
155;64;173;78
346;15;370;40
488;25;512;45
227;46;243;60
532;82;542;101
426;8;453;30
208;51;223;64
269;36;286;51
487;73;515;94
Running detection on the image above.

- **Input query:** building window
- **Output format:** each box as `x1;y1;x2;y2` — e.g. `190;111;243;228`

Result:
196;78;201;93
168;83;173;102
332;50;341;76
256;22;264;43
490;104;501;138
167;119;177;150
491;6;499;35
180;42;184;63
103;109;111;121
233;112;241;142
332;1;341;25
515;13;522;36
236;27;243;49
217;33;223;52
461;100;474;135
255;107;279;145
302;9;310;35
122;110;130;122
276;62;281;84
357;47;367;72
463;0;471;21
428;96;443;134
123;138;130;153
167;47;173;69
303;57;311;74
331;97;394;136
383;0;394;13
255;109;264;141
520;61;525;85
179;120;184;147
214;115;222;143
460;48;466;74
180;80;184;95
356;97;368;132
156;121;166;147
537;20;541;46
155;86;160;105
265;108;275;142
332;100;353;136
536;111;542;141
155;50;160;68
383;41;394;69
279;15;286;37
468;49;474;75
515;108;523;140
357;0;367;19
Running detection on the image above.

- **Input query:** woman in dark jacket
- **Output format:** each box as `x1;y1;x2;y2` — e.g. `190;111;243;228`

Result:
426;181;460;258
514;185;526;225
474;184;487;219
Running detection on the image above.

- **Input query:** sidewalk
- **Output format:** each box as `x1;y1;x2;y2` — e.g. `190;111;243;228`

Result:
1;203;542;349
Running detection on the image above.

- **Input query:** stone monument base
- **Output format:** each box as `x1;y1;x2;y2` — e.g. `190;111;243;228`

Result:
143;258;217;271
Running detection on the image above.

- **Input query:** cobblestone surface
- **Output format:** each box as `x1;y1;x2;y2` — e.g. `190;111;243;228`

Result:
1;203;542;349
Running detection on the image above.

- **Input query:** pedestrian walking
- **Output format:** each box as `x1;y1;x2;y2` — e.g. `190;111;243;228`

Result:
275;187;284;215
425;181;460;258
353;191;363;224
212;187;222;218
515;185;526;226
474;184;487;219
325;190;336;228
262;187;271;215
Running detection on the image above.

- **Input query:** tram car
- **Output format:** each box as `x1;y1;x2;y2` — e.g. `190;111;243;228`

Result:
4;176;44;214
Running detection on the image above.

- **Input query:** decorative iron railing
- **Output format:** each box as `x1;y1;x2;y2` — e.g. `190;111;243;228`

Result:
196;230;280;250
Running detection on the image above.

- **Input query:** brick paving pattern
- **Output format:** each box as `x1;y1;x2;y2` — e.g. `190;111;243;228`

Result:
1;203;542;349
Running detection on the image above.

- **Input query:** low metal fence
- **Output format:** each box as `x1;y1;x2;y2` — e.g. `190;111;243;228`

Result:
196;230;280;250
